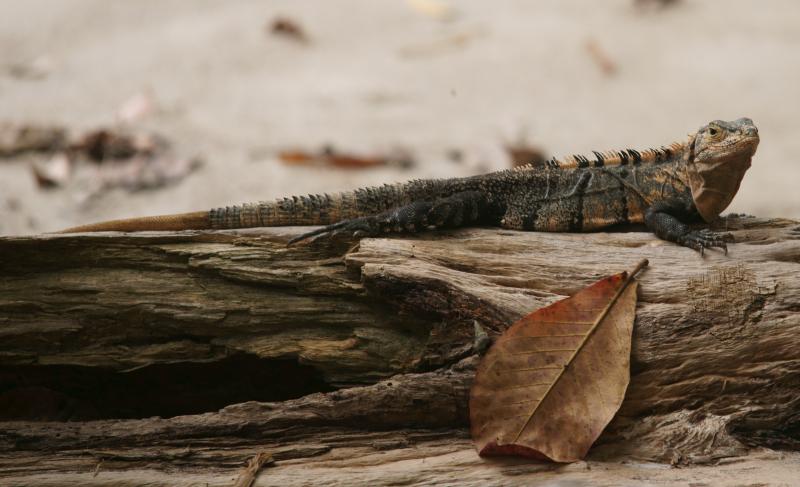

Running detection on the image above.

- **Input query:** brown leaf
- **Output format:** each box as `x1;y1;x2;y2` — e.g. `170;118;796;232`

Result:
278;146;414;170
585;39;618;76
324;153;387;169
0;122;66;157
277;150;314;165
470;259;647;462
71;130;145;162
505;143;546;169
269;17;309;44
66;129;199;194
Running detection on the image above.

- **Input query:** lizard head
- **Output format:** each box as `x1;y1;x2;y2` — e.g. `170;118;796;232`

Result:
686;117;760;222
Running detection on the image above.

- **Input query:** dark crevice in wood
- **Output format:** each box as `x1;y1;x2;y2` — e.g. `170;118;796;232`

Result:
0;353;334;421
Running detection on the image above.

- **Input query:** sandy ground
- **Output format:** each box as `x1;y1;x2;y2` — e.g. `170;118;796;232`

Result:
1;0;799;235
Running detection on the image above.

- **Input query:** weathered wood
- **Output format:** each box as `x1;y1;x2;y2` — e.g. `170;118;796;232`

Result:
1;216;799;485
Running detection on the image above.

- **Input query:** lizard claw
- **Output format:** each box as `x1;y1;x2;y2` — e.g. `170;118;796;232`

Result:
287;221;343;245
679;229;734;256
288;217;380;245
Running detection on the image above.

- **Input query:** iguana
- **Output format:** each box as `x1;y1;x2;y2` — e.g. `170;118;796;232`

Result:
60;118;759;254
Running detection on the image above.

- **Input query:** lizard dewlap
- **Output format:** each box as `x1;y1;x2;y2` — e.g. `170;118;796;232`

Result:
60;118;759;254
684;119;759;223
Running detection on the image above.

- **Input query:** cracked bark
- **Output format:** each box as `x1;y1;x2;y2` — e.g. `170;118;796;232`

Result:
1;216;799;486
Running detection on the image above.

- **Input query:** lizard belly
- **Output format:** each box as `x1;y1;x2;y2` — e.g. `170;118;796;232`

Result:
501;193;635;232
533;194;633;232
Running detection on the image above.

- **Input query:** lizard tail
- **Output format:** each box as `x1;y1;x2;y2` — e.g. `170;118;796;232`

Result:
58;211;211;233
58;181;425;232
208;184;412;229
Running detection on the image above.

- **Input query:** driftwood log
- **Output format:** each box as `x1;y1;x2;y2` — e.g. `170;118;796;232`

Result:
1;216;799;486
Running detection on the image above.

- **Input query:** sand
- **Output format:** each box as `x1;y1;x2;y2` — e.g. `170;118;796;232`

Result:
1;0;798;235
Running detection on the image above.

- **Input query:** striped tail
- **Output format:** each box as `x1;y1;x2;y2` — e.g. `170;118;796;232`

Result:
59;182;421;232
209;183;413;229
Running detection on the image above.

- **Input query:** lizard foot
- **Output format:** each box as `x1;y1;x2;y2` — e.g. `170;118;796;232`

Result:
679;229;734;256
287;215;384;245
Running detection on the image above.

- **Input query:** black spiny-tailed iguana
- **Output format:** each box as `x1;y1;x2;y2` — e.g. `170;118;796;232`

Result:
61;118;760;254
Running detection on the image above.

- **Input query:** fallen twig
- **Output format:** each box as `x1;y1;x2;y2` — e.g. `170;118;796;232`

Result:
231;451;274;487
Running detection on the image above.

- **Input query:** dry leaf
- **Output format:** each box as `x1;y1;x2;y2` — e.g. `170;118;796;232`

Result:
278;146;414;170
470;259;647;462
585;39;618;76
71;129;160;162
277;149;317;166
68;129;199;193
505;143;546;169
269;17;309;44
0;122;66;157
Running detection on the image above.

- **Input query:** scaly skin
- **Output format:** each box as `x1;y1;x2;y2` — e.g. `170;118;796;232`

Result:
60;118;760;254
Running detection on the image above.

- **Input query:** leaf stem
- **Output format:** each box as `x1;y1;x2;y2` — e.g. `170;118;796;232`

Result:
629;258;649;279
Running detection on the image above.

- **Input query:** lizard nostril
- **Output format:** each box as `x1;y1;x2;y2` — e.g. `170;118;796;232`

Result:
738;125;758;137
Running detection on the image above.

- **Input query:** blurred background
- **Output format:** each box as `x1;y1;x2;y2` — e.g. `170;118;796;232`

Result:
1;0;798;235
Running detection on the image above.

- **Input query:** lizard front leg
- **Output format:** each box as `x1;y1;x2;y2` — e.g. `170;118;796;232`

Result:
644;199;733;255
288;190;489;245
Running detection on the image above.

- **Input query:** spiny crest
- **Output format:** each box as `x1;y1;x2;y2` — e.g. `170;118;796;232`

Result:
514;141;685;171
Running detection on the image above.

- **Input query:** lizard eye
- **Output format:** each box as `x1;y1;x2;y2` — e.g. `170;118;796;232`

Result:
706;125;724;140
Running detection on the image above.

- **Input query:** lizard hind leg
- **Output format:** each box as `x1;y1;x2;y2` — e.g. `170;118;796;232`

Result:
287;190;488;245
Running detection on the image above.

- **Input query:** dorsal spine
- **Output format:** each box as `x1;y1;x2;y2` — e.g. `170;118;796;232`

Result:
519;141;685;171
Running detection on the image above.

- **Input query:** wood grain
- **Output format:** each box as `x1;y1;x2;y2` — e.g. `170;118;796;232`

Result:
1;216;799;485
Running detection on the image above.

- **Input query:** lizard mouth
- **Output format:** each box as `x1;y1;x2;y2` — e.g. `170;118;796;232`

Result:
695;134;759;160
736;134;760;151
